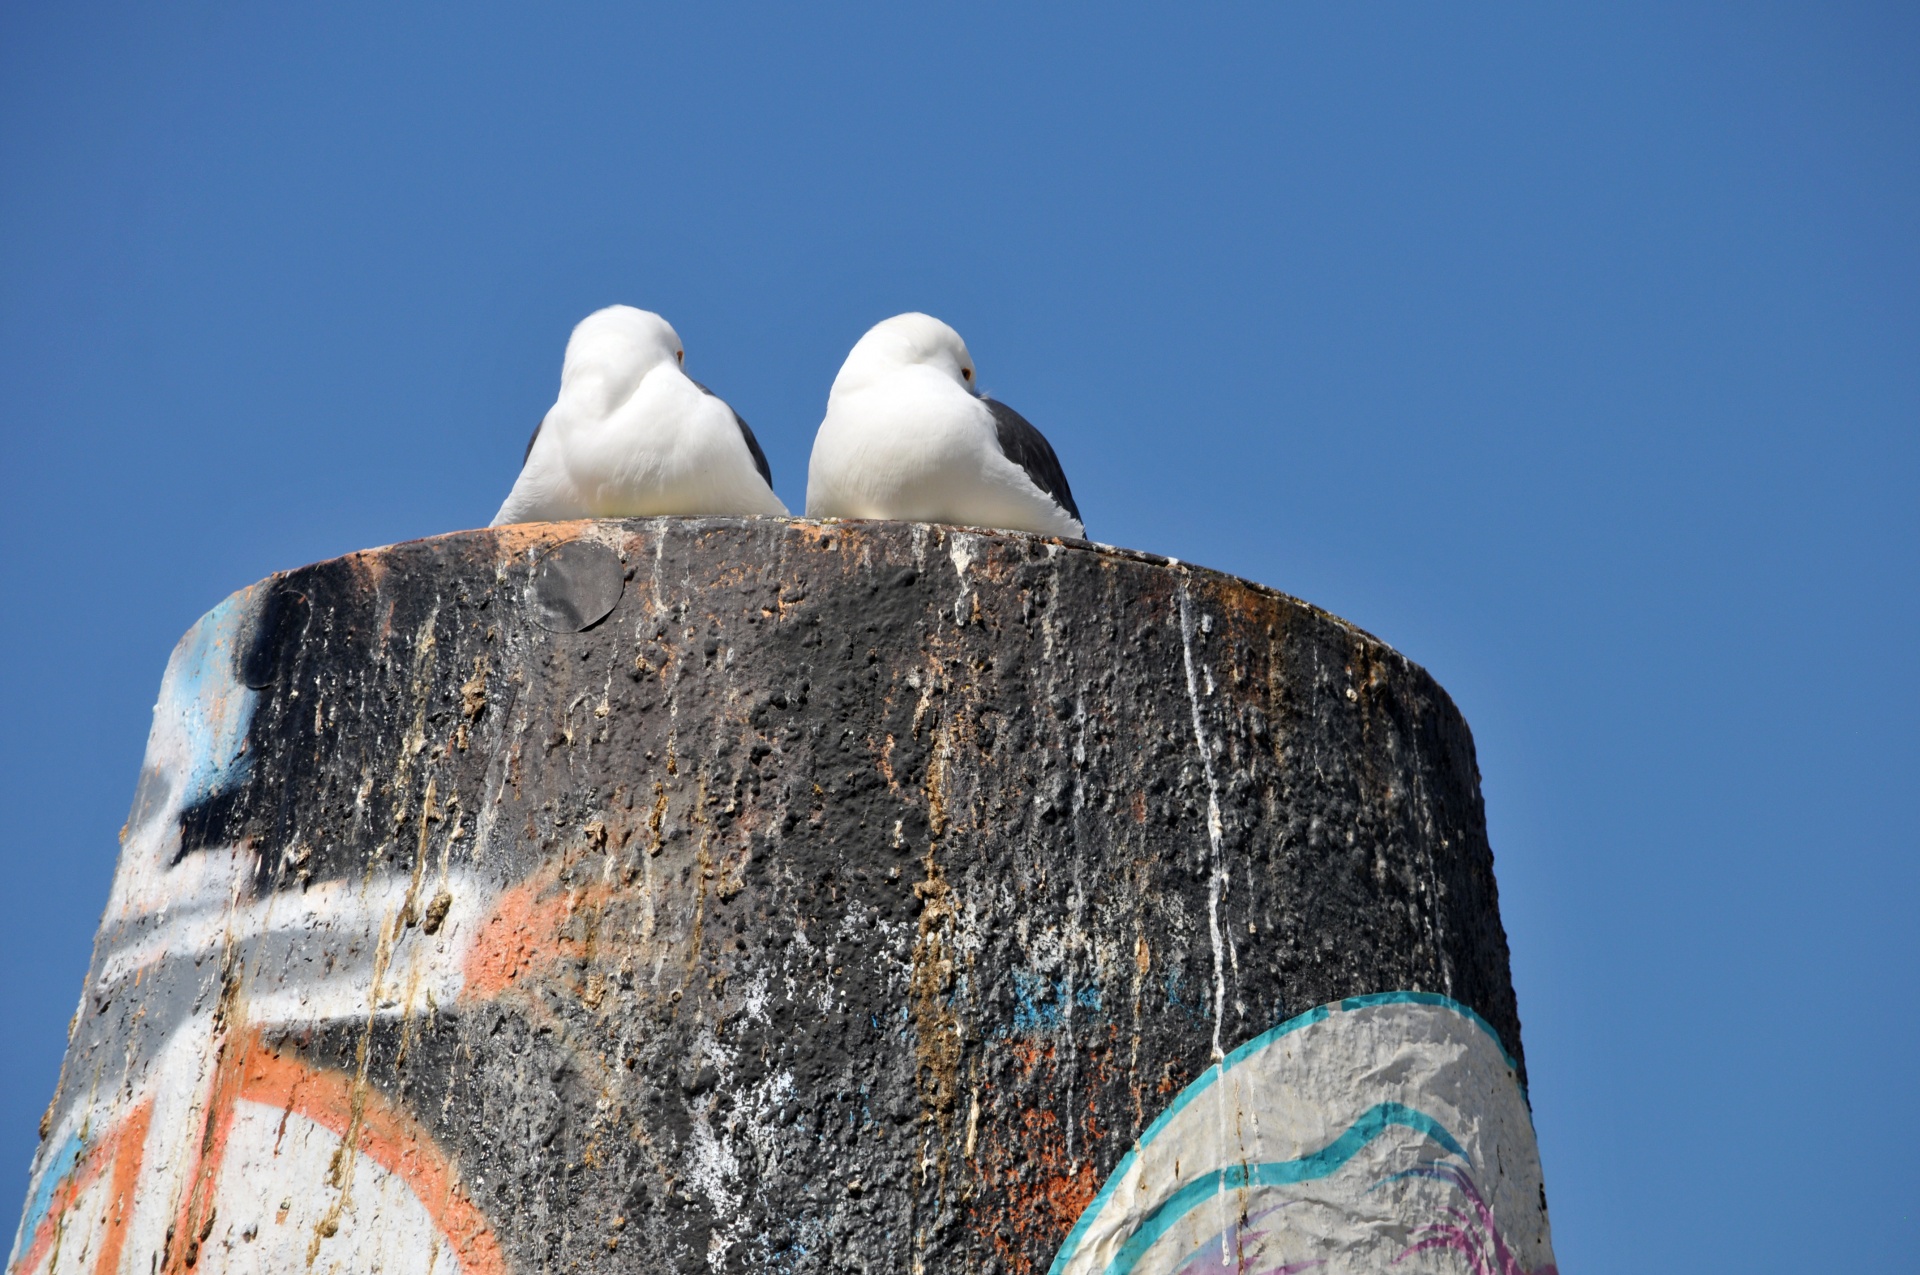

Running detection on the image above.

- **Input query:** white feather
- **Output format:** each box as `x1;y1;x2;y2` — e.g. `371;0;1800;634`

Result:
493;306;787;526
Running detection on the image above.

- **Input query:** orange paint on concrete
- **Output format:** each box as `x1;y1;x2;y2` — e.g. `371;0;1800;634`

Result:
163;1028;258;1274
460;875;586;1000
13;1099;153;1275
967;1034;1124;1275
91;1100;153;1275
21;1034;505;1275
237;1044;508;1275
460;851;619;1001
15;1146;107;1275
970;1097;1102;1275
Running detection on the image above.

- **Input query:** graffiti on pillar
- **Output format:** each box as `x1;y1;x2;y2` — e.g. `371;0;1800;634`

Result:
1046;994;1557;1275
10;527;1553;1275
11;585;519;1275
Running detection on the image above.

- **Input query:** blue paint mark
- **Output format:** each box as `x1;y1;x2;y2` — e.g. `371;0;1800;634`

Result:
1013;969;1063;1031
1101;1103;1468;1275
1010;972;1105;1032
161;590;261;809
12;1132;85;1264
1161;969;1208;1025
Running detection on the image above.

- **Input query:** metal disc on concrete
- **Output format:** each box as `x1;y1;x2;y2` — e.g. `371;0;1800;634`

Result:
528;537;624;631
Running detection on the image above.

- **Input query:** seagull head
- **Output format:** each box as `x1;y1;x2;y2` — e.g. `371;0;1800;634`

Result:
831;312;978;399
559;305;686;417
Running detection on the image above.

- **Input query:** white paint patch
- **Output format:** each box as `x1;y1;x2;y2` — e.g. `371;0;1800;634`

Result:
107;590;262;925
93;871;486;1006
199;1099;463;1275
1047;995;1556;1275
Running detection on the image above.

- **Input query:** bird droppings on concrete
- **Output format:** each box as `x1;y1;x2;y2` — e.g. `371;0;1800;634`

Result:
15;517;1546;1275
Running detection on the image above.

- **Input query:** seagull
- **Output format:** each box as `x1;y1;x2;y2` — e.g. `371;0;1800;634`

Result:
492;306;787;526
804;313;1084;538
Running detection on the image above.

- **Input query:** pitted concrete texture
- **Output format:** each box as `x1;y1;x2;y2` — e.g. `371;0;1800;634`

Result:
23;518;1527;1275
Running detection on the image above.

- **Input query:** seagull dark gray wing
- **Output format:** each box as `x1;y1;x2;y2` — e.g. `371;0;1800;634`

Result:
984;397;1082;527
523;417;544;465
693;379;774;489
734;414;774;489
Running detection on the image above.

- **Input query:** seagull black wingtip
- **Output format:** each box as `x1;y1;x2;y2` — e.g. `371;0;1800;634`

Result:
983;397;1083;527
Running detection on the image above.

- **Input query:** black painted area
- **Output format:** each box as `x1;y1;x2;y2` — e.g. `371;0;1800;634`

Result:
240;586;310;689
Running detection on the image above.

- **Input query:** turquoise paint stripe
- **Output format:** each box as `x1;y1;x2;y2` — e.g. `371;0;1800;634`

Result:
1102;1103;1467;1275
1045;991;1520;1275
1333;991;1520;1074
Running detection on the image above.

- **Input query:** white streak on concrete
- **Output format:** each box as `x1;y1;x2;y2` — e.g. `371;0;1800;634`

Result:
947;535;977;625
1176;584;1228;1065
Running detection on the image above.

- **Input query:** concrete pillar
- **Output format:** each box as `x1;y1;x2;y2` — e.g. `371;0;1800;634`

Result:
12;518;1555;1275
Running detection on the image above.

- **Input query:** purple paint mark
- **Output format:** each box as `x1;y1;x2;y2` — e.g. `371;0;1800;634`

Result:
1387;1163;1557;1275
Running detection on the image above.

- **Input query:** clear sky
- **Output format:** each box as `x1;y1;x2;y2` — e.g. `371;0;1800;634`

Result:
1;3;1914;1269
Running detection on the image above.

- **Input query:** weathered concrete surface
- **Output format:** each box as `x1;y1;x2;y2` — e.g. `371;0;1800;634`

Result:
14;518;1548;1275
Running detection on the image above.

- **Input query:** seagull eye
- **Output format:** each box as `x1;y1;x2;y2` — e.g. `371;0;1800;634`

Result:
962;367;973;381
676;350;684;363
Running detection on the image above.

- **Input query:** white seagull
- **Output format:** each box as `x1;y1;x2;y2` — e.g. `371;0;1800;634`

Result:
805;313;1084;538
492;306;787;526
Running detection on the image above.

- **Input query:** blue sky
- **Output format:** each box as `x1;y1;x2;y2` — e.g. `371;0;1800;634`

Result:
0;3;1914;1268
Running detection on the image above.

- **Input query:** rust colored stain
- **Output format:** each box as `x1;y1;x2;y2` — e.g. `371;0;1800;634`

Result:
970;1100;1101;1275
964;1036;1117;1275
479;519;598;559
909;850;962;1124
